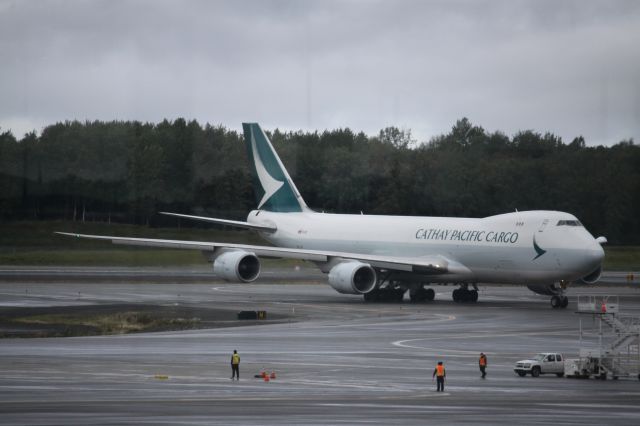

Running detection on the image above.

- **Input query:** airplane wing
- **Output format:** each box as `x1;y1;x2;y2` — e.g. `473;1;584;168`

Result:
159;212;277;233
55;232;471;276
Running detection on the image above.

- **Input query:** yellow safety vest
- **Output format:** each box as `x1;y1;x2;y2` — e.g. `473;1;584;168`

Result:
232;354;240;365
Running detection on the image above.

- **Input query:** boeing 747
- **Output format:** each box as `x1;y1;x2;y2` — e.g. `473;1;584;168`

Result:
58;123;606;308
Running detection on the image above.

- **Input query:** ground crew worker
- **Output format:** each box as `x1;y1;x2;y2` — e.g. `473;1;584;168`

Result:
479;352;487;378
230;350;240;380
432;361;446;392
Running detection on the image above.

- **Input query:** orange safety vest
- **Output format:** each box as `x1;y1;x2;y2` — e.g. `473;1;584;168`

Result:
436;364;445;377
479;355;487;366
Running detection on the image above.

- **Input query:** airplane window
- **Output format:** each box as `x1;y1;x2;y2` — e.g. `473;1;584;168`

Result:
557;220;583;227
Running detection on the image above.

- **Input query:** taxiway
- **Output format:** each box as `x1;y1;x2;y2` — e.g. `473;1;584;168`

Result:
1;267;639;425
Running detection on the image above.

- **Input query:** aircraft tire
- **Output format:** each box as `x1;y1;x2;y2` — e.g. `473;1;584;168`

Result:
410;288;434;303
550;296;561;308
560;296;569;308
453;289;477;303
425;288;435;301
410;290;424;303
363;291;379;303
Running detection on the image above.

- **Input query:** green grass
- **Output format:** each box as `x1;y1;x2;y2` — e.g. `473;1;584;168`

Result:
0;220;638;270
0;248;207;266
0;220;266;266
0;220;264;248
603;246;640;271
11;311;201;335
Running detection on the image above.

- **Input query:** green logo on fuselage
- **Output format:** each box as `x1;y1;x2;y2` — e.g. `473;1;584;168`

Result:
533;235;547;260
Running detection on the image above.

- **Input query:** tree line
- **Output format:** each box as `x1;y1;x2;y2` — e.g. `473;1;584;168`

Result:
0;118;638;244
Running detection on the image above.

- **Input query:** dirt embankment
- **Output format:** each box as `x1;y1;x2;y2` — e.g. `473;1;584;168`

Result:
0;304;289;338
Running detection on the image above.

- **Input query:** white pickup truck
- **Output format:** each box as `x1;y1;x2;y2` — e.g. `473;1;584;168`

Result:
514;353;565;377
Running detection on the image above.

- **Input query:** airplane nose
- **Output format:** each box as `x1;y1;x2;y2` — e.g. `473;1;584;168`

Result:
585;243;604;268
579;242;605;283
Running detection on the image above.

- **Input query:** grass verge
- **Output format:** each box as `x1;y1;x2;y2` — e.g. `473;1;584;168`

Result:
0;220;638;270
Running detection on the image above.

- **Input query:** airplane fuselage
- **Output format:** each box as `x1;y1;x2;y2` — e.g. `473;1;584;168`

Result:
249;209;604;285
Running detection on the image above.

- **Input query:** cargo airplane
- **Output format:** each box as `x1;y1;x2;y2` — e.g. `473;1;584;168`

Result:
58;123;606;308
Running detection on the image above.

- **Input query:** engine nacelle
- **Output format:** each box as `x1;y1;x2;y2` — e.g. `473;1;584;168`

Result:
213;251;260;282
328;261;377;295
580;265;602;284
527;283;563;296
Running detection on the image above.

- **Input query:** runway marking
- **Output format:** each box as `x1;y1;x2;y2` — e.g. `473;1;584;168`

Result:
211;286;238;293
252;360;437;370
540;403;640;409
305;313;457;329
319;399;450;408
393;329;574;349
211;286;459;319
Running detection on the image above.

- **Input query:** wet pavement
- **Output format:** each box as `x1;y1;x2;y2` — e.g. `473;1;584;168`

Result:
1;268;639;425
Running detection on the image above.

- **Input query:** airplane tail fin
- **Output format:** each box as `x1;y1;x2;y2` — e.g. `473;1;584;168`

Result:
242;123;309;212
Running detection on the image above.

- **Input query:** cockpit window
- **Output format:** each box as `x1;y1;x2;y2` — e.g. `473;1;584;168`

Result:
557;220;582;227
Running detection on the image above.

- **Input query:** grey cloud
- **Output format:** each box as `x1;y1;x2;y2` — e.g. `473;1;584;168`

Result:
0;0;638;145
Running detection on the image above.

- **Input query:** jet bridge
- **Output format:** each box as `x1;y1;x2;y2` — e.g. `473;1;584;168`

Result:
567;295;640;380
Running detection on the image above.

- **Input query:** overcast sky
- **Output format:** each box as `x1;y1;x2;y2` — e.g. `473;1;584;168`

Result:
1;0;639;145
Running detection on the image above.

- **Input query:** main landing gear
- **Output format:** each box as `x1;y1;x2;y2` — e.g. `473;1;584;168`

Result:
363;278;436;303
409;286;435;303
550;295;569;309
452;284;479;303
363;286;405;303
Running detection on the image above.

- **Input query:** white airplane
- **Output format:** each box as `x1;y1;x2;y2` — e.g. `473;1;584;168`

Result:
58;123;606;308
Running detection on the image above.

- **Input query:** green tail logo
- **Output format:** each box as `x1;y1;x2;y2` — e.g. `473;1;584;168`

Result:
242;123;307;213
533;235;547;260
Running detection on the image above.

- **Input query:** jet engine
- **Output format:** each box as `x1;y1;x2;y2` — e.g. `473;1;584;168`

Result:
580;265;602;284
213;250;260;282
328;261;377;294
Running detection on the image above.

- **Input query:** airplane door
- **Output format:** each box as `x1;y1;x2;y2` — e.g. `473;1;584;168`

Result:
538;219;549;233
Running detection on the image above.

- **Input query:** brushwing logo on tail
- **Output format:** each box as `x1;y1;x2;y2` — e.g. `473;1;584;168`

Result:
250;128;284;209
243;123;304;212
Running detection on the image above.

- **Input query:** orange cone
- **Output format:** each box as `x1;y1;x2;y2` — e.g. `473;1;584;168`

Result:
270;372;276;379
261;371;267;378
264;374;270;382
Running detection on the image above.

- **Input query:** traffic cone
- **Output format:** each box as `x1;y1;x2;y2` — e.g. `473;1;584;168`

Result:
264;374;270;382
270;371;276;379
261;371;267;378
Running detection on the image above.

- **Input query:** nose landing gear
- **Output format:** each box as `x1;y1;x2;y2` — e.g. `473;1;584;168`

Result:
526;282;571;309
551;295;569;308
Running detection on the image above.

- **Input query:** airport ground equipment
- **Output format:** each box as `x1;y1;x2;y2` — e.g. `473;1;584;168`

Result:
514;353;565;377
564;295;640;380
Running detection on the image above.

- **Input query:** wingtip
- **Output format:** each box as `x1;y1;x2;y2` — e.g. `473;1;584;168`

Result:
55;231;82;238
